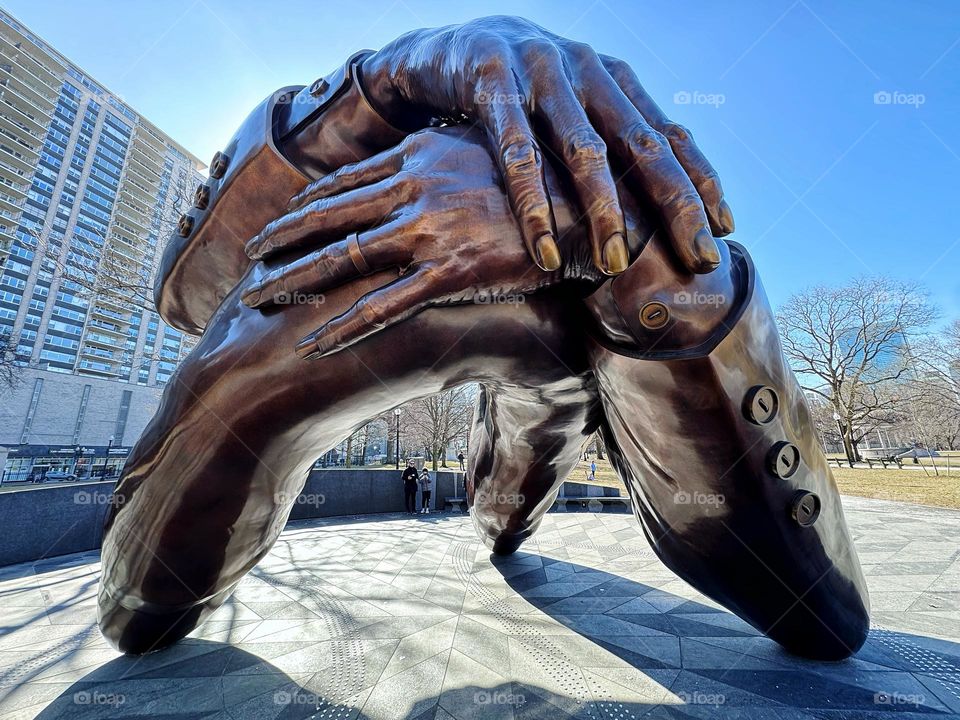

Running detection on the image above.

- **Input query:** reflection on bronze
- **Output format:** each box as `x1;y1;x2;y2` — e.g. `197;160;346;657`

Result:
99;17;868;662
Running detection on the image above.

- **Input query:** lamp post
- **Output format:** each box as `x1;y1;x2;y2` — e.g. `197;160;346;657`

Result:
109;435;116;478
394;408;401;469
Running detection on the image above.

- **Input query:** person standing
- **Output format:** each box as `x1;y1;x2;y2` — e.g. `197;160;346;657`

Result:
419;467;432;514
590;459;597;481
457;451;465;471
401;460;419;514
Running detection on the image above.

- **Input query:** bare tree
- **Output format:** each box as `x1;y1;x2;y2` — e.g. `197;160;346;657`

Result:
0;325;26;389
593;430;606;460
403;385;478;470
777;276;936;463
911;319;960;451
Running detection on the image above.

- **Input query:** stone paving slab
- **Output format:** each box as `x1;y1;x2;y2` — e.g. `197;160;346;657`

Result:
0;496;958;719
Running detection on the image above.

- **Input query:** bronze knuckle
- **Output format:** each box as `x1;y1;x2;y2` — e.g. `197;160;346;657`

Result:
664;192;705;217
358;297;386;327
501;139;541;173
565;127;607;166
662;122;691;144
564;40;598;67
626;125;669;158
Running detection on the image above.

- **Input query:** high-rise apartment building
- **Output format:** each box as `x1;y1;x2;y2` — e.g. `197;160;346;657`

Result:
0;10;206;482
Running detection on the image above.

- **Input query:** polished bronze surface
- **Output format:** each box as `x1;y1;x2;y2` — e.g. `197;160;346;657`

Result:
101;18;868;662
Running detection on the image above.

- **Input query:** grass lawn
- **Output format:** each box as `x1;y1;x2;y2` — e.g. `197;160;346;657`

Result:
567;457;960;510
831;467;960;510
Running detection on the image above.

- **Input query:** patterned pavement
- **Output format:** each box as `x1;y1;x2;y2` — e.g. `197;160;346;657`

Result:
0;496;959;719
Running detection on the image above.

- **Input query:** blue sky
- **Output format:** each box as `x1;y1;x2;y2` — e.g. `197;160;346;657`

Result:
6;0;959;320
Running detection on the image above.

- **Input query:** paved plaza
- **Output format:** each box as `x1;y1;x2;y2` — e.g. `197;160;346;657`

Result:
1;496;959;719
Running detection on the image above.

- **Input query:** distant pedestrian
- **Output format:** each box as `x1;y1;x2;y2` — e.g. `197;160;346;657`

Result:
401;460;419;514
419;467;432;514
590;460;597;481
457;451;465;471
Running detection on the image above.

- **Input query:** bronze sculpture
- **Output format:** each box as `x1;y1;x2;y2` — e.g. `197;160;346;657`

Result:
98;16;869;662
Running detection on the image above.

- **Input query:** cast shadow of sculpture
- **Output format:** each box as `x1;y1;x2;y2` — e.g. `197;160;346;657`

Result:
493;553;960;716
26;552;960;719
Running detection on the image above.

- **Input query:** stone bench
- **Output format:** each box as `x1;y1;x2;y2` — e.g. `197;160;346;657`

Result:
553;496;631;513
443;495;632;514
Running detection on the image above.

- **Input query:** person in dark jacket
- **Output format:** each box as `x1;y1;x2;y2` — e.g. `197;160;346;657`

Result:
457;451;465;471
401;460;419;514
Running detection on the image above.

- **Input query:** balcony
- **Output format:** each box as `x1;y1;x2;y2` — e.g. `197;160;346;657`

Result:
0;58;60;107
0;142;34;173
119;177;153;205
76;358;120;376
0;67;56;112
132;133;164;164
125;160;160;190
0;44;61;95
83;331;126;350
110;221;143;244
0;188;23;214
127;152;161;183
86;318;126;336
0;107;43;144
0;159;27;187
109;229;142;253
114;203;150;232
90;304;128;323
0;125;39;157
0;96;46;132
0;24;67;79
0;226;13;256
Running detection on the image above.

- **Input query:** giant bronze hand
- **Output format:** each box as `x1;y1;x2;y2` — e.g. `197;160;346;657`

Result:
242;126;633;358
356;16;732;275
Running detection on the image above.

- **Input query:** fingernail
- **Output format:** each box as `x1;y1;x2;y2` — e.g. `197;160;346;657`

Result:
602;233;629;274
245;235;261;259
295;335;319;359
241;285;262;307
694;228;721;270
536;234;561;271
718;199;735;234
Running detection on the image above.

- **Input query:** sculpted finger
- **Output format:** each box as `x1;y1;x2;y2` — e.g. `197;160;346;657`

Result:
474;71;559;271
295;267;443;359
525;46;626;274
246;178;407;261
599;53;733;236
241;223;406;307
286;144;405;212
573;56;719;273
